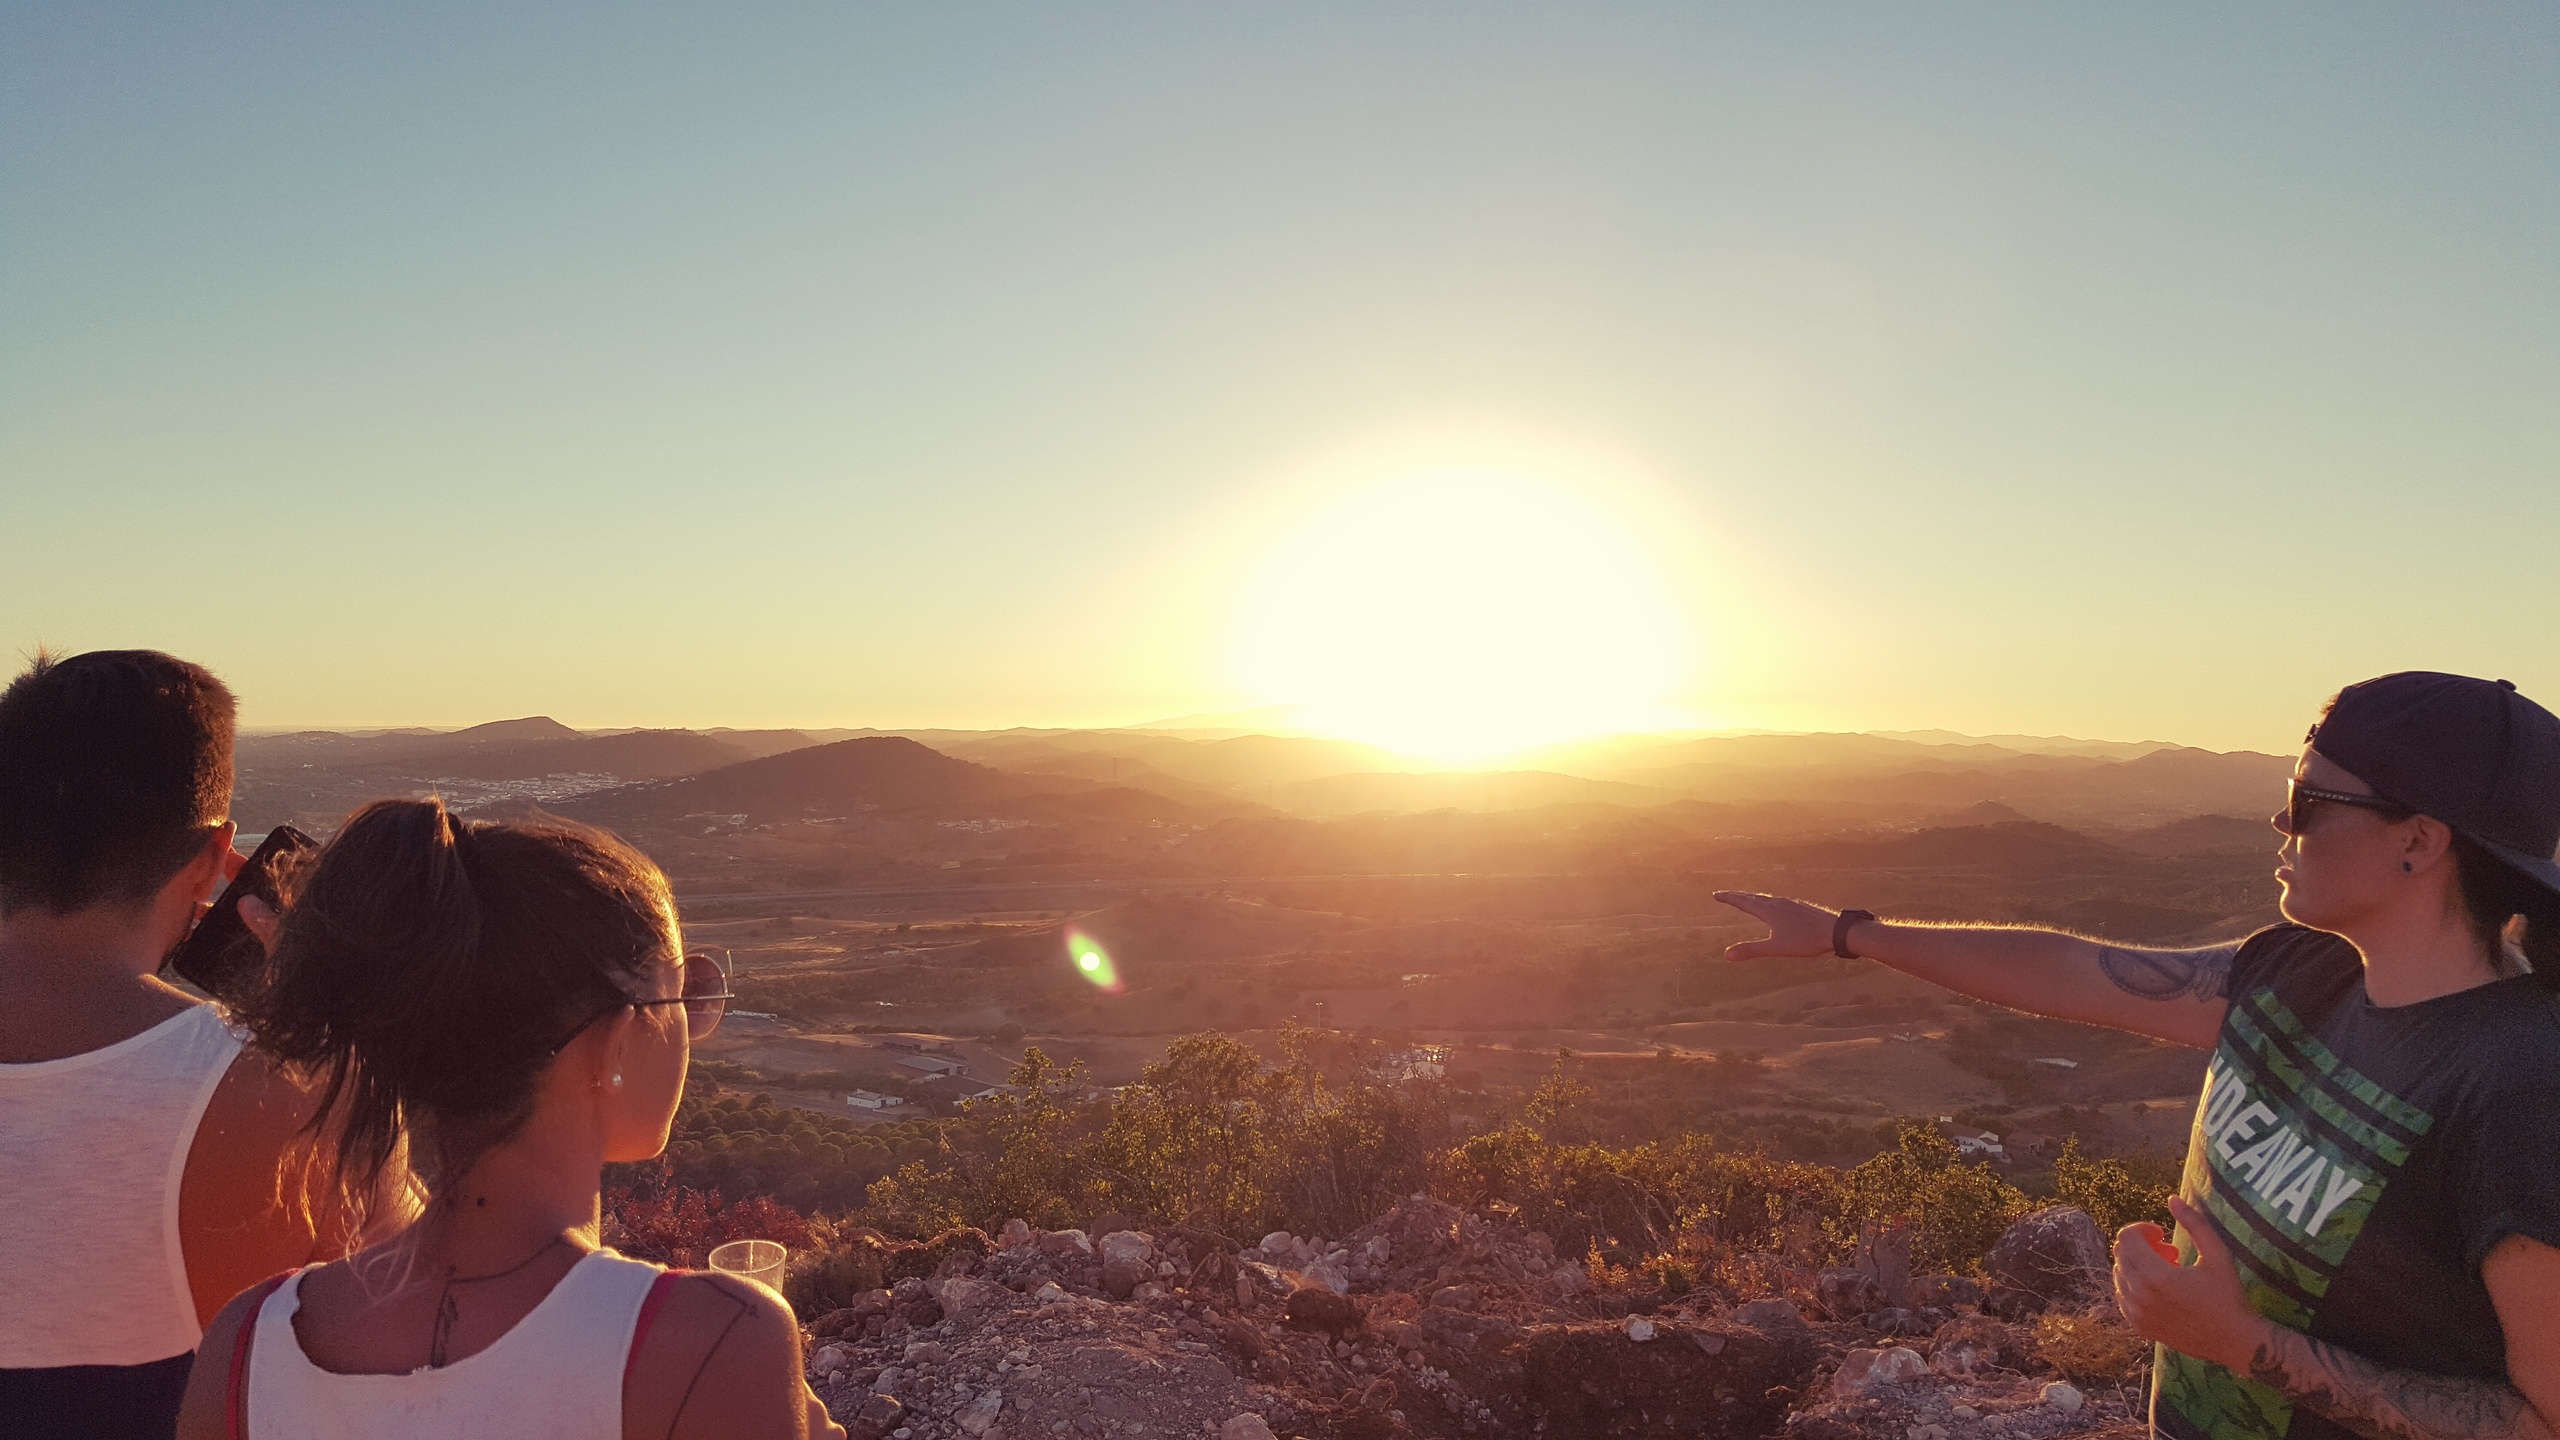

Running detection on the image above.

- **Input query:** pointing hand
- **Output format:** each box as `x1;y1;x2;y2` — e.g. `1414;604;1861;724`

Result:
1712;892;1842;962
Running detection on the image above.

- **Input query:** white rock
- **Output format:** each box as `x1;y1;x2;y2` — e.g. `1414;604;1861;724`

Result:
1237;1259;1293;1296
1221;1417;1278;1440
1099;1231;1155;1266
1951;1406;1981;1421
1036;1228;1095;1256
812;1343;850;1373
1831;1346;1929;1398
2043;1382;2085;1414
1259;1231;1294;1256
1623;1315;1658;1342
937;1276;1012;1317
872;1366;905;1394
1033;1281;1070;1303
1302;1260;1352;1295
957;1388;1005;1437
1000;1218;1034;1249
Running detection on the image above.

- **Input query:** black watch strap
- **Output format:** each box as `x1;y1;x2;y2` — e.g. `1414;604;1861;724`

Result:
1833;909;1876;960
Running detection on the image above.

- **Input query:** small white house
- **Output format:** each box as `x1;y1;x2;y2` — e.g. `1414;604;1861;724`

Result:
846;1091;906;1110
1377;1047;1449;1082
1948;1126;2006;1158
897;1054;968;1077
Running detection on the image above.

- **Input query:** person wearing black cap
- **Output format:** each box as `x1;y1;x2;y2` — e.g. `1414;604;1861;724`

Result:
1716;672;2560;1440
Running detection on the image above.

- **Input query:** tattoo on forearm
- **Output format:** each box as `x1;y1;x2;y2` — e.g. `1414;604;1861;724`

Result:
2098;942;2236;1002
2247;1325;2553;1440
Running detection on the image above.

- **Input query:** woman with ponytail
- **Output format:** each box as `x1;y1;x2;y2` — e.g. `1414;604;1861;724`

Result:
175;798;843;1440
1717;672;2560;1440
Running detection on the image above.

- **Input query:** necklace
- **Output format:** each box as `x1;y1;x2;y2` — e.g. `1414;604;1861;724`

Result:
427;1234;571;1368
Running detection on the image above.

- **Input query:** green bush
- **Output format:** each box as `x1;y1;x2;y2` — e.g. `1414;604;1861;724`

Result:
2052;1136;2175;1235
1831;1125;2030;1275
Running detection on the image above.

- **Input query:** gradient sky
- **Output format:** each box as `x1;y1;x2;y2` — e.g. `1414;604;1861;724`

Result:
5;5;2555;752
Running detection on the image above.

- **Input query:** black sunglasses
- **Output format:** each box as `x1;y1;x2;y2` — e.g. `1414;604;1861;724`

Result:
552;949;736;1054
2279;780;2413;836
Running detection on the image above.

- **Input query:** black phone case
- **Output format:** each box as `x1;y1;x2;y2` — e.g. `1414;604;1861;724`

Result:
166;824;317;1002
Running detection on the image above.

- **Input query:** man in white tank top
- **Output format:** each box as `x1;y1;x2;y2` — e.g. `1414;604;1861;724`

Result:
0;651;346;1440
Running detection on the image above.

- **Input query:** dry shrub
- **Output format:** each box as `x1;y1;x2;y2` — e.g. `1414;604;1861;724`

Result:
2036;1309;2151;1385
1711;1247;1817;1316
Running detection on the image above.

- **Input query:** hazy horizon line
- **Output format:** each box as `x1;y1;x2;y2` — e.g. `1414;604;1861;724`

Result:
235;714;2250;758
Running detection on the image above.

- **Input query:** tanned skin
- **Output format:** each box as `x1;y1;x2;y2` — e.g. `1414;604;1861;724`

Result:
0;826;342;1326
174;944;842;1440
1719;744;2560;1440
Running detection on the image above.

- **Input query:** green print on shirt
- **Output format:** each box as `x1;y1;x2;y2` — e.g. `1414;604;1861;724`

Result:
2153;990;2434;1440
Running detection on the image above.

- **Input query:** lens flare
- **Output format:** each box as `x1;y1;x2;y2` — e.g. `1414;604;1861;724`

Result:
1066;929;1122;992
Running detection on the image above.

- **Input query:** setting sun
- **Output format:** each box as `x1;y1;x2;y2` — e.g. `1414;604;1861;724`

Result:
1233;468;1691;762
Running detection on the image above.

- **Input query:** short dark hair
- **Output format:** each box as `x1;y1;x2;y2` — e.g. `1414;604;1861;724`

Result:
0;649;237;915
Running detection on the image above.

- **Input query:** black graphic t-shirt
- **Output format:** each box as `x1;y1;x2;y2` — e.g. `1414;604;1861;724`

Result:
2151;924;2560;1440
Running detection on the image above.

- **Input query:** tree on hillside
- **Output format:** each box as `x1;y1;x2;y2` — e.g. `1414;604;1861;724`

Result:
1091;1032;1276;1232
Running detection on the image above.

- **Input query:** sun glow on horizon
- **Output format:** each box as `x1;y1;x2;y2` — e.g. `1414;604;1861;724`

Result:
1232;466;1693;764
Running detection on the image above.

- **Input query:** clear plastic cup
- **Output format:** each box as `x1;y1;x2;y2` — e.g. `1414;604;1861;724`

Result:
707;1238;788;1295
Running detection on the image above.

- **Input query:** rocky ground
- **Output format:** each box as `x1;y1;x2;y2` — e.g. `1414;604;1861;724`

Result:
798;1203;2151;1440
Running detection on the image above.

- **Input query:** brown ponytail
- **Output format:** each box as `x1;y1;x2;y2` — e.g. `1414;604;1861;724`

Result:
2451;834;2560;993
243;797;676;1227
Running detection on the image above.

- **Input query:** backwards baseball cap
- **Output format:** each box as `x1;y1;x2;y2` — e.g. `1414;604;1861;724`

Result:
2307;671;2560;902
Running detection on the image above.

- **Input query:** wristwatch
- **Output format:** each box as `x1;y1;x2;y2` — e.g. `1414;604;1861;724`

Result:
1833;909;1876;960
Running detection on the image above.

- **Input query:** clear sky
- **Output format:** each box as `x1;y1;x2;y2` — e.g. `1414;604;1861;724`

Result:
5;5;2554;754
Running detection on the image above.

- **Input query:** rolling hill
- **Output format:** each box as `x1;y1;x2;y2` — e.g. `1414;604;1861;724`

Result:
565;736;1038;825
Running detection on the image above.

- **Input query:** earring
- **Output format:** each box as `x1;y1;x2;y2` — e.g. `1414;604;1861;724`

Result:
609;1072;624;1090
2402;861;2414;873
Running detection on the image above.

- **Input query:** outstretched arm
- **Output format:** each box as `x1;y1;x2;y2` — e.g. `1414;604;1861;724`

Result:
2120;1201;2560;1440
1714;891;2234;1048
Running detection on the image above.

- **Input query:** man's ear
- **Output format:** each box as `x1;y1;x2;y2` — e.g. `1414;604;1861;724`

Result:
2406;816;2455;870
166;821;238;906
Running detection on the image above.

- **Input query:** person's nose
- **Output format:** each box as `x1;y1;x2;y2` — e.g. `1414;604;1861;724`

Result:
2270;808;2295;838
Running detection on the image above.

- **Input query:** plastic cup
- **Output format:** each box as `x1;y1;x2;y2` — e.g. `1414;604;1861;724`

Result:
707;1238;788;1295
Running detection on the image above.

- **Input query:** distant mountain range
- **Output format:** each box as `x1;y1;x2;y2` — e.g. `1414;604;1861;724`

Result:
237;715;2295;835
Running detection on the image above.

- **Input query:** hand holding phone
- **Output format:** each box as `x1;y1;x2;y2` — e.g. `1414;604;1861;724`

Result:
166;824;318;1003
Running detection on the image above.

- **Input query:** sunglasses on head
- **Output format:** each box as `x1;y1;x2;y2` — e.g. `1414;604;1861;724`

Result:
2280;780;2413;836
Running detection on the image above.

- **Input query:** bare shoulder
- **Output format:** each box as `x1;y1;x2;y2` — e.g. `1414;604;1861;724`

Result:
180;1049;339;1325
173;1279;281;1440
624;1273;811;1440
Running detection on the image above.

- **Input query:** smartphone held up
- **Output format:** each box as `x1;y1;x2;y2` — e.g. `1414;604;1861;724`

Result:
164;824;317;1003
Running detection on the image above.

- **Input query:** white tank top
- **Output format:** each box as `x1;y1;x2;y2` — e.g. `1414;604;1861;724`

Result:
0;1001;243;1367
245;1248;662;1440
